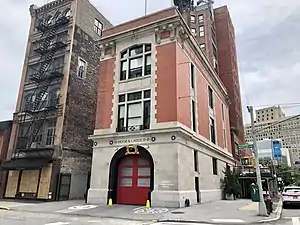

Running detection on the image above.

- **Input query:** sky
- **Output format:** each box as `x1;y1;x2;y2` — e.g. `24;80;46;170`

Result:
0;0;300;124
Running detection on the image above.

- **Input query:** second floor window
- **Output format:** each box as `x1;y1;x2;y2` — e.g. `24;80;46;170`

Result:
117;90;151;132
120;44;152;81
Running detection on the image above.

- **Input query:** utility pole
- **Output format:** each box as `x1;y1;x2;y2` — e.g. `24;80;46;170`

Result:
247;105;268;216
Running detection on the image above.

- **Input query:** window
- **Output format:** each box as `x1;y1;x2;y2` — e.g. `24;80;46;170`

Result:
208;86;213;109
77;58;87;79
199;26;204;37
94;18;103;36
190;63;195;89
210;117;216;144
198;15;204;23
191;15;195;23
212;158;218;175
194;150;199;172
117;90;151;132
46;127;56;146
120;44;152;81
191;28;196;35
192;100;196;132
200;43;205;50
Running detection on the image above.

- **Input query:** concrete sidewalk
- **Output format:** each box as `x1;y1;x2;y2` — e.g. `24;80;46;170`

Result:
0;198;283;224
159;199;283;224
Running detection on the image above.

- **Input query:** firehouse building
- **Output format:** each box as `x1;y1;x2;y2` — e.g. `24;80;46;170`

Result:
88;7;235;207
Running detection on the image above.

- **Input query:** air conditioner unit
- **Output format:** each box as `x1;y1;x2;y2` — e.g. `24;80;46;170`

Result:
128;125;140;132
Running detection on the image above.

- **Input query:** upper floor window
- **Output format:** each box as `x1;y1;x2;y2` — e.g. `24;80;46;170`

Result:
94;18;103;36
191;28;196;36
117;90;151;132
208;86;214;109
77;58;87;79
190;63;195;89
191;15;196;23
199;26;205;37
198;15;204;23
120;44;152;81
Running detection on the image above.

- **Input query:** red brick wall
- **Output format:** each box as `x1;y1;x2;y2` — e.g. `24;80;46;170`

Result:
196;71;210;139
155;42;178;123
95;57;115;129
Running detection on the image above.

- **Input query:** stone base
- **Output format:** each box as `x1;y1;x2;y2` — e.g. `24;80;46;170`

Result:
151;190;197;208
200;189;222;203
87;188;108;205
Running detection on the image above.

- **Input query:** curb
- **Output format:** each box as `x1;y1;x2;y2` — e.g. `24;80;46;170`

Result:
0;206;10;210
258;199;283;223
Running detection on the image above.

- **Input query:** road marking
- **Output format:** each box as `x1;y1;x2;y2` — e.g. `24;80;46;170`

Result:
211;218;245;223
68;205;98;210
44;222;71;225
292;217;300;225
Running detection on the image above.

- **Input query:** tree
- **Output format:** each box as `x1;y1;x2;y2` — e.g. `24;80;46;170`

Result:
276;164;298;186
221;168;241;199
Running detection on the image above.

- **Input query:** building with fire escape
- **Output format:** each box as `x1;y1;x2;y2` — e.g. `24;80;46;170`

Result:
1;0;111;201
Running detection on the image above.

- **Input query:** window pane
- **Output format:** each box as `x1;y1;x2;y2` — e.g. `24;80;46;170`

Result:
144;90;151;98
128;117;142;126
144;54;151;75
122;158;133;165
145;44;151;52
121;50;128;59
143;100;151;129
130;57;143;69
120;61;127;80
128;103;142;117
138;158;149;166
138;168;150;176
119;94;125;102
120;178;132;187
127;92;142;101
137;178;150;187
129;46;143;56
118;105;125;118
121;168;133;176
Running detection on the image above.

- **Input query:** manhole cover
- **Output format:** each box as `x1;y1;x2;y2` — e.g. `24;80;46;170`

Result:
171;211;185;214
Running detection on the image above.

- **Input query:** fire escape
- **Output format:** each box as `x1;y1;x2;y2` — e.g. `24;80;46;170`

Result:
14;11;69;158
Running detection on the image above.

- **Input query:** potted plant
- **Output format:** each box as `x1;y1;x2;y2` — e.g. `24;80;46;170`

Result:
221;167;241;200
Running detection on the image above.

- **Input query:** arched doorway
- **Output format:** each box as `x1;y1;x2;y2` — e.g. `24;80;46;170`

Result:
108;145;154;205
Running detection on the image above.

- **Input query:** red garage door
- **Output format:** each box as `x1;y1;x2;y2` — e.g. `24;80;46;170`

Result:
117;155;151;205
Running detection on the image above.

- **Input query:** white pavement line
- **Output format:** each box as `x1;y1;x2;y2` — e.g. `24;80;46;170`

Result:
44;222;71;225
211;219;245;223
292;217;300;225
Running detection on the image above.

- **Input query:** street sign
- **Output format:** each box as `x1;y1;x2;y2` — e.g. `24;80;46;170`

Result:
238;143;253;150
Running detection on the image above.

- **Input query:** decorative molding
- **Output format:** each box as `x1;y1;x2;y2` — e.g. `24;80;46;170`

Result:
33;0;72;13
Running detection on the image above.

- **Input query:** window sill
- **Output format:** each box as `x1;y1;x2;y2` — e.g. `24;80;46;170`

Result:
119;75;151;84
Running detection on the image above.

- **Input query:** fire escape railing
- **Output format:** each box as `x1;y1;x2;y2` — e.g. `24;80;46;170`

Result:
16;13;70;152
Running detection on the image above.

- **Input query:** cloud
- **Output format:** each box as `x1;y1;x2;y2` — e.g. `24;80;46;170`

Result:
0;0;299;125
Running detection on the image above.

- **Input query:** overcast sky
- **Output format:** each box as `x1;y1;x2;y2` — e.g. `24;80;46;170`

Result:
0;0;299;124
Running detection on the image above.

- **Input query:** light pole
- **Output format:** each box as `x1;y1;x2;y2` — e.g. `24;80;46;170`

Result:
247;105;268;216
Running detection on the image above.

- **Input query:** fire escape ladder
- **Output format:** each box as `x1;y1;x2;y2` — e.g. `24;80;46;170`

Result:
18;15;67;151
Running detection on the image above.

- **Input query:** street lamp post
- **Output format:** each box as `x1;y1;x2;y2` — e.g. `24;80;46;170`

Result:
247;105;268;216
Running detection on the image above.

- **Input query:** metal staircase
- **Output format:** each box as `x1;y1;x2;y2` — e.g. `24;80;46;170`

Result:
16;11;69;151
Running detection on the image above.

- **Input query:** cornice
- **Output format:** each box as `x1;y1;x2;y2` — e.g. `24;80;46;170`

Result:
30;0;73;14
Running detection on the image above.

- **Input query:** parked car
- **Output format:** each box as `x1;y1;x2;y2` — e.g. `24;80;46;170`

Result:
282;186;300;207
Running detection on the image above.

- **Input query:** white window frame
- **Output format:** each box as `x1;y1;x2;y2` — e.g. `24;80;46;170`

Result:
117;90;151;131
77;57;87;79
120;44;152;81
94;18;103;36
198;14;204;23
199;26;205;37
45;127;56;146
191;28;196;36
191;15;196;23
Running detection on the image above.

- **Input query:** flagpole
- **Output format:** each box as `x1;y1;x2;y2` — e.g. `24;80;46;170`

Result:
145;0;147;15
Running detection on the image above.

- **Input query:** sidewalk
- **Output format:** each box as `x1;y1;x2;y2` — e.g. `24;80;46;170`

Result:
0;198;282;224
159;199;283;224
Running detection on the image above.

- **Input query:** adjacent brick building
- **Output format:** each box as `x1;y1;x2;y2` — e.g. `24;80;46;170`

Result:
88;7;235;208
0;121;12;198
1;0;111;201
185;2;245;161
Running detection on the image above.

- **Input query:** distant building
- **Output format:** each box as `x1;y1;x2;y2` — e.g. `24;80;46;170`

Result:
1;0;111;201
244;106;300;166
